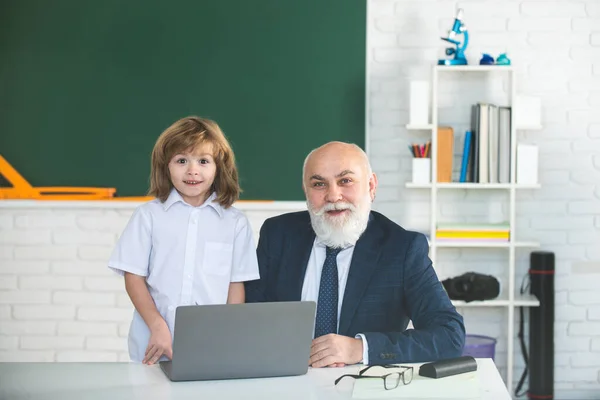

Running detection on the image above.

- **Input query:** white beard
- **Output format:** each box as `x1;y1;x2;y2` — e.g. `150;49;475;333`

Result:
307;195;371;249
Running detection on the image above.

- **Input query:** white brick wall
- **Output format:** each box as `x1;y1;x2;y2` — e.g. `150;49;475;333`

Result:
368;1;600;399
0;203;304;364
0;1;598;398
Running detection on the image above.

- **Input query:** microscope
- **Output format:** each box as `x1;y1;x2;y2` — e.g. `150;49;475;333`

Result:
438;9;469;65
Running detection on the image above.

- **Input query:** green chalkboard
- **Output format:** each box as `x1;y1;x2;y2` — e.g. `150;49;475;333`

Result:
0;0;365;201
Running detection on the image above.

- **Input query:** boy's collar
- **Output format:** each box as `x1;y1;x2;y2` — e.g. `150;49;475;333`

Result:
163;188;223;217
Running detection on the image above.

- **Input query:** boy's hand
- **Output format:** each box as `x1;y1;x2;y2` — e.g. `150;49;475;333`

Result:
143;319;173;365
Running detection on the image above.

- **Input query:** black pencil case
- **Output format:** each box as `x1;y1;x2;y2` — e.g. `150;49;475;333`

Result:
418;356;478;379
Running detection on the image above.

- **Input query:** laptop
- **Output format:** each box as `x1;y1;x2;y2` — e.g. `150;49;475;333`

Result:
159;301;316;382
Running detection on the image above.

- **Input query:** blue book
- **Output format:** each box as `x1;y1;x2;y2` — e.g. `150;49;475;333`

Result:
459;131;472;183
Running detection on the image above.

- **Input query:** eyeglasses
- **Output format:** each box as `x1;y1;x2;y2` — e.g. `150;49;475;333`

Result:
334;364;414;390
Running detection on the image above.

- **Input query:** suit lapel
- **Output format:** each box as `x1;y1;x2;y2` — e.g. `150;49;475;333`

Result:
338;215;383;336
284;219;315;301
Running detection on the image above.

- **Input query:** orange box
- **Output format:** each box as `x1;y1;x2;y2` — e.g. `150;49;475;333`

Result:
437;126;454;183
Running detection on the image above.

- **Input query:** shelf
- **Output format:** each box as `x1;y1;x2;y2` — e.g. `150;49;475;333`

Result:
516;124;543;130
451;294;540;308
432;240;540;248
406;124;541;131
406;124;433;130
406;123;541;131
405;182;541;189
435;65;514;72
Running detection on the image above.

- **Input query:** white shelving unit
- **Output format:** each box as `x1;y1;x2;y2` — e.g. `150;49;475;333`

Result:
406;65;542;395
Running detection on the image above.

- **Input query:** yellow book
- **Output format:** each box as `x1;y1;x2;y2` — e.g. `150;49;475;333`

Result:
436;231;510;239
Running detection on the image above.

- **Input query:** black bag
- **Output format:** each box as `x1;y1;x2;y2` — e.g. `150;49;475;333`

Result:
442;272;500;302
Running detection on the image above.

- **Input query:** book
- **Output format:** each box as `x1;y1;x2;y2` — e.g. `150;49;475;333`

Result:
436;222;510;231
498;107;511;184
459;131;472;183
437;126;454;183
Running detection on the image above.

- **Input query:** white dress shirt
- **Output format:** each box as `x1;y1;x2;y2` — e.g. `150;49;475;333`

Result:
108;189;260;362
301;237;370;364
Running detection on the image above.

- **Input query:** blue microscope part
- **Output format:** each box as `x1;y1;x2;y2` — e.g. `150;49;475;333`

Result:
438;11;469;65
438;30;468;65
450;18;462;39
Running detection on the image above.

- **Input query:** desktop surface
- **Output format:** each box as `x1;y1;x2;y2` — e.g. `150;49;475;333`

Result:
0;358;510;400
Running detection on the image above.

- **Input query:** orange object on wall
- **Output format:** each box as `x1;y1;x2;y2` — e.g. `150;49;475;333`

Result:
0;155;153;201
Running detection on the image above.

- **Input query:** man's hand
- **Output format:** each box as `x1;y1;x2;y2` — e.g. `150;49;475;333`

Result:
309;334;363;368
143;319;173;365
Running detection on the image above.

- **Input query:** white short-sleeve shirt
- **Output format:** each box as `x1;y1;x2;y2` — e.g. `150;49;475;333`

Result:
108;189;260;362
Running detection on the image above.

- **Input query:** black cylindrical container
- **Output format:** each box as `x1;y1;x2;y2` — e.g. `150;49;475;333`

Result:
528;251;555;400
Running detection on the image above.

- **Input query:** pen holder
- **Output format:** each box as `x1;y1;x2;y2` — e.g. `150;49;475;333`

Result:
412;158;431;184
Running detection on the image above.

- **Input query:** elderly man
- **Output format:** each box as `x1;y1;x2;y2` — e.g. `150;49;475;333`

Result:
245;141;465;368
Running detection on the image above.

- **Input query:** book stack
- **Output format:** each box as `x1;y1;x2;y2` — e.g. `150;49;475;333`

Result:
459;103;511;183
435;222;510;242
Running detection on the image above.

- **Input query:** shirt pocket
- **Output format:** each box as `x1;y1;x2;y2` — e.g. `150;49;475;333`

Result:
203;242;233;275
202;242;233;303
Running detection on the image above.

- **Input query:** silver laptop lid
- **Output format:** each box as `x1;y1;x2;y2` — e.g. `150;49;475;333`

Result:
169;301;316;381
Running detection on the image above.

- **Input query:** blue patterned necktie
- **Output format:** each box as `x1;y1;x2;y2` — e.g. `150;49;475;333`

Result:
314;246;342;338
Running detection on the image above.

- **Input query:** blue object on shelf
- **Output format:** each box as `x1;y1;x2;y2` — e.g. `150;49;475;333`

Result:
459;131;472;183
479;53;495;65
438;9;469;66
496;53;511;65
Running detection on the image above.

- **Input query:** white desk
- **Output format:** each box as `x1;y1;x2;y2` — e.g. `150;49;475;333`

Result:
0;358;510;400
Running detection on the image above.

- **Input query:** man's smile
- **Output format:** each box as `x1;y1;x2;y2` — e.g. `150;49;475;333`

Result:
327;209;349;216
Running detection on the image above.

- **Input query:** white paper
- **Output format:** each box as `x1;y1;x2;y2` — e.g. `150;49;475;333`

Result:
352;369;480;399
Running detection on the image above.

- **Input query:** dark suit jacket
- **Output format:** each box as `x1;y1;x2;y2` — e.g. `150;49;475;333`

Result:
245;210;465;365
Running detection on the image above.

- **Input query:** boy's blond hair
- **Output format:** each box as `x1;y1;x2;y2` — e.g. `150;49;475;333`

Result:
149;116;240;208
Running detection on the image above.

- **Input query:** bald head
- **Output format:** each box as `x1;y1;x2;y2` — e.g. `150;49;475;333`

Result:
302;142;372;186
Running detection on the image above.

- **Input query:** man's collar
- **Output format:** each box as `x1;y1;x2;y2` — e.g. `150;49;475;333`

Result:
162;189;223;217
314;237;354;250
